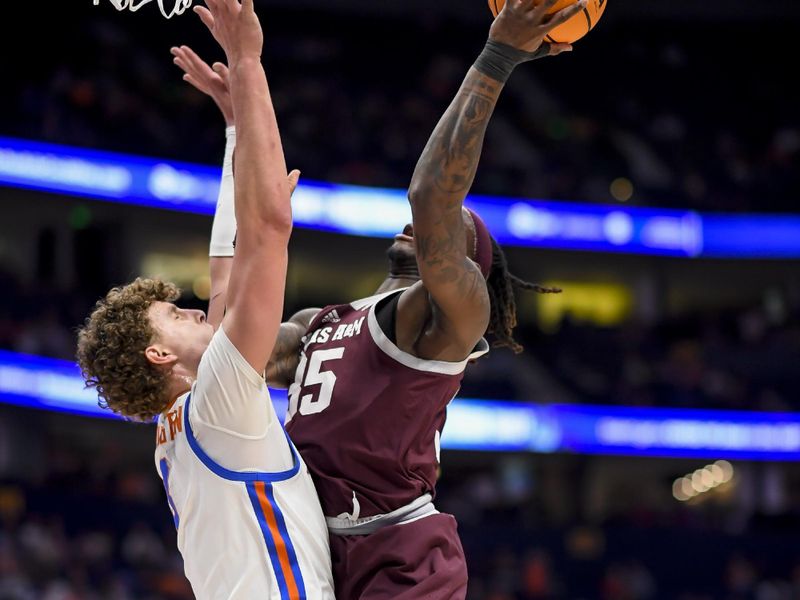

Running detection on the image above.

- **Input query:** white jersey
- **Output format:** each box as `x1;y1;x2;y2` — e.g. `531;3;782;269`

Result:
154;327;334;600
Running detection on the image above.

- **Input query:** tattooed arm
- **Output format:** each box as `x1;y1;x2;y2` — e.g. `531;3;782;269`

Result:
406;70;499;358
405;0;582;360
265;307;320;388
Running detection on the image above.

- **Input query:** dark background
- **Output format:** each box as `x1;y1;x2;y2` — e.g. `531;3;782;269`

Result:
1;1;799;598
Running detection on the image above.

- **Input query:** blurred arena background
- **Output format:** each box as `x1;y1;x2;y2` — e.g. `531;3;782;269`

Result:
1;0;800;598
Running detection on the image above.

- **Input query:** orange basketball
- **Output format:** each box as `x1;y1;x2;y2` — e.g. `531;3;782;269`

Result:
488;0;607;44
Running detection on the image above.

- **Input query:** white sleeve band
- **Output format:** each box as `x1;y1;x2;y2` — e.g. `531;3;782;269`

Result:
209;126;237;257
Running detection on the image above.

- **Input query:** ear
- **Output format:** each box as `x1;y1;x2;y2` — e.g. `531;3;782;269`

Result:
145;344;178;368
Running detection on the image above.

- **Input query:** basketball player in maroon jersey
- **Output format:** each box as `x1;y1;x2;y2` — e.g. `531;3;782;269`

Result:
280;2;581;598
173;0;581;596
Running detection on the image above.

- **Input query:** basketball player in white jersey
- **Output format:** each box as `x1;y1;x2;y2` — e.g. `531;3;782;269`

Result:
170;2;576;597
76;1;334;598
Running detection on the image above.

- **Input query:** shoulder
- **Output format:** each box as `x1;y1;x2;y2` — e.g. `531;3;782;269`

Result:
307;290;402;333
397;280;487;362
200;326;265;387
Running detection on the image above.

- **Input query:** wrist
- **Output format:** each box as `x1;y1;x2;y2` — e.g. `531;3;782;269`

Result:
229;55;262;71
473;39;550;83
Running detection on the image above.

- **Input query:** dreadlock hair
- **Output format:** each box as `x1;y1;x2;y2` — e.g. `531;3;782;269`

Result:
485;237;561;354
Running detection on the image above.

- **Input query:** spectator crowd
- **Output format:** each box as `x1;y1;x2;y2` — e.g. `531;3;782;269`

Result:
1;4;798;213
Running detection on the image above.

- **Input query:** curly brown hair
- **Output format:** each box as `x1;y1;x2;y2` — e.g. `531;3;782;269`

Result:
77;277;181;422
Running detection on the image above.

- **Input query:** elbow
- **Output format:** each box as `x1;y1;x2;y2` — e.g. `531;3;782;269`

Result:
246;196;294;234
235;179;294;232
238;207;293;247
250;213;292;240
407;181;432;208
264;205;294;234
262;214;293;242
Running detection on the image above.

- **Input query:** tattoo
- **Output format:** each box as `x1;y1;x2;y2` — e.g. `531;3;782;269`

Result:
411;70;502;216
408;69;501;300
265;322;302;386
412;71;501;199
415;211;461;262
432;88;496;194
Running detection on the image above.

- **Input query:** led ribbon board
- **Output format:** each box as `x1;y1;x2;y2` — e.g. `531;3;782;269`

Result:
2;136;800;258
2;349;799;460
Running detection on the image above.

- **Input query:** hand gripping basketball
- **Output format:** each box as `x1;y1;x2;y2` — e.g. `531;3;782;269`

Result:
489;0;606;45
489;0;587;55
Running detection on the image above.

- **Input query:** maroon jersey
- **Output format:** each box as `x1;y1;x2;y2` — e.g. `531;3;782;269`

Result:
284;289;487;519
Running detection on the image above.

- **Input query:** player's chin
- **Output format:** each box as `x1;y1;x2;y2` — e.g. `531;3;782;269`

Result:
387;242;415;262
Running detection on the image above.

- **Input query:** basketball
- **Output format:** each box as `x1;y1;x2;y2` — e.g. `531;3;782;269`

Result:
488;0;607;44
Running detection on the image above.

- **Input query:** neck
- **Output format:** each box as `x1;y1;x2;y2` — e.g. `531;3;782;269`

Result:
166;367;194;405
388;260;420;280
374;274;419;295
168;382;192;404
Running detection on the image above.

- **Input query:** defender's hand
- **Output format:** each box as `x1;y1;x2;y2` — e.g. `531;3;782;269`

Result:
193;0;263;64
287;169;301;196
171;45;234;126
490;0;586;54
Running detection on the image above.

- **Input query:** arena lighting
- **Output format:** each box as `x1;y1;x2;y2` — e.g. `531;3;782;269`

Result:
672;460;734;502
3;136;800;259
3;350;800;459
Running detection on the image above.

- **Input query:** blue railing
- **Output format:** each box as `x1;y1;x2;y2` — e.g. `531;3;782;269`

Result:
2;136;800;259
2;349;799;460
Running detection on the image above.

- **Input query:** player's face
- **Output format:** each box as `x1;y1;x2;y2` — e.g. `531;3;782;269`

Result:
147;301;214;372
387;209;478;265
387;223;417;265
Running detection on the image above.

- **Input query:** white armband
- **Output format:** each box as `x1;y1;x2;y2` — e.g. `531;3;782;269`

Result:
209;126;237;257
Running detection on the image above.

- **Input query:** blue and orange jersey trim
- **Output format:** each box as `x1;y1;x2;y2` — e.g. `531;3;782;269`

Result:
247;481;307;600
181;394;308;598
183;394;301;483
158;458;180;530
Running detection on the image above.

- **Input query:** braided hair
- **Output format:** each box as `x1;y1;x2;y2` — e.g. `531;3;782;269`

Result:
485;237;561;353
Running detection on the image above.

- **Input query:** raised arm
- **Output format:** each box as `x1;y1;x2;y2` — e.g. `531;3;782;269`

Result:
194;0;293;372
172;46;303;332
407;0;583;353
170;46;312;388
171;45;235;330
172;44;310;383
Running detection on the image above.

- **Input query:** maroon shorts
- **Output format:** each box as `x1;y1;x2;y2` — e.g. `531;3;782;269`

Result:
330;513;468;600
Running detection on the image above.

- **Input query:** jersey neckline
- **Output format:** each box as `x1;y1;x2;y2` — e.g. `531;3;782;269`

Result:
366;291;489;375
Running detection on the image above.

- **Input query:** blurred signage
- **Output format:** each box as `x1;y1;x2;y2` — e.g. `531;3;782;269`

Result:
2;349;799;460
2;136;800;258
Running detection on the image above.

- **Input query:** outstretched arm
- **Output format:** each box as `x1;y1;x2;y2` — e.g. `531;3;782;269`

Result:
407;0;583;356
172;44;310;383
171;45;235;330
194;0;293;372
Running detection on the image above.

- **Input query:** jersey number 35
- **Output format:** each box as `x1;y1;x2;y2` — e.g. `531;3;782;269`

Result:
286;347;345;420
